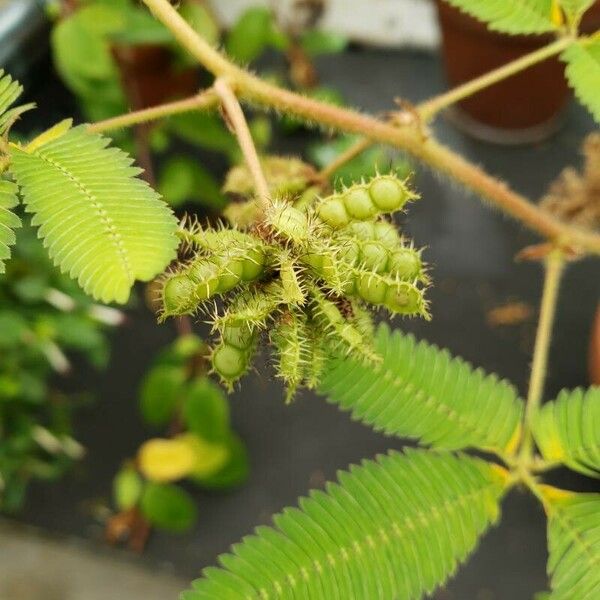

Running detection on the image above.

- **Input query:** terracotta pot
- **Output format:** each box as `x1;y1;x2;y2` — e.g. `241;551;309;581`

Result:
111;45;199;110
435;0;581;143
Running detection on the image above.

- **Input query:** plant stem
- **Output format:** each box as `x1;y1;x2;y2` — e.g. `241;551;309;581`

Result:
519;250;565;463
87;89;218;133
213;78;270;212
418;36;573;121
138;0;600;255
320;36;574;177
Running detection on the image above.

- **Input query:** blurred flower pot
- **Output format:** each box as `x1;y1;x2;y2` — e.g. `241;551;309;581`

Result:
111;45;199;110
434;0;599;144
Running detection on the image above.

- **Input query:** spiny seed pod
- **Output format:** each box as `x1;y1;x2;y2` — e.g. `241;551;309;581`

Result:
214;285;283;331
223;156;317;199
212;322;258;389
272;312;309;402
161;273;198;318
180;226;269;283
211;341;256;390
304;324;328;390
316;174;417;229
301;244;354;294
267;201;311;244
353;270;428;317
279;256;306;305
345;220;402;248
309;285;379;362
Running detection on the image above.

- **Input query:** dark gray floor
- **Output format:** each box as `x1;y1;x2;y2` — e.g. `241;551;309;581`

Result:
12;48;600;599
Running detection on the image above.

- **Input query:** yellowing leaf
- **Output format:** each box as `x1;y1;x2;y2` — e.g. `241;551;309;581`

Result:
138;437;196;482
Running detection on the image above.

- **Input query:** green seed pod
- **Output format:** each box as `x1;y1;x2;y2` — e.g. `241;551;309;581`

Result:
350;300;375;340
388;247;422;280
211;342;255;390
316;197;349;228
216;285;281;331
272;312;308;403
368;174;416;212
279;256;305;305
305;320;328;390
187;260;220;300
294;185;321;212
359;241;389;273
356;272;388;304
267;202;310;244
308;285;379;363
373;220;402;247
384;280;427;316
301;245;353;295
346;221;376;240
240;247;267;281
343;185;376;220
223;156;316;199
213;256;244;293
161;274;197;317
222;323;256;351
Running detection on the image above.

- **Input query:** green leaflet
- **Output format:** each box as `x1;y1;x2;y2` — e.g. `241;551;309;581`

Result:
9;125;178;304
0;180;21;273
542;487;600;600
533;387;600;477
442;0;557;34
320;324;523;455
562;39;600;124
0;69;34;135
182;449;508;600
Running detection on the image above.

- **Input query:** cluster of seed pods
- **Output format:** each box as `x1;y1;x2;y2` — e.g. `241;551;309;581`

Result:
160;173;429;398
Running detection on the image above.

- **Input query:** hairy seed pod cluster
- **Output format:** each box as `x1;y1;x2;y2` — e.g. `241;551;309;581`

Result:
159;172;429;400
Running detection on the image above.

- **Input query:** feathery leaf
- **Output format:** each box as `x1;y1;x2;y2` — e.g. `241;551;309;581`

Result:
442;0;557;34
0;179;21;273
182;449;508;600
319;324;523;455
9;124;178;303
0;69;34;134
542;487;600;600
562;39;600;124
533;387;600;477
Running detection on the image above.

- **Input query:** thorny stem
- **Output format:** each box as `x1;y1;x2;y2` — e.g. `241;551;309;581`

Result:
137;0;600;256
518;250;565;466
87;89;218;133
214;78;271;212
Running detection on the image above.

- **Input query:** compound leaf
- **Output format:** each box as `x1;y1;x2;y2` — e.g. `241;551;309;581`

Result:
562;39;600;124
182;449;508;600
442;0;557;34
0;180;21;273
320;324;523;455
533;387;600;477
542;487;600;599
9;124;178;303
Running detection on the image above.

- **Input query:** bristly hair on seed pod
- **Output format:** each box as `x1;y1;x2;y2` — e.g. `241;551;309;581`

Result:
271;310;310;403
158;171;430;397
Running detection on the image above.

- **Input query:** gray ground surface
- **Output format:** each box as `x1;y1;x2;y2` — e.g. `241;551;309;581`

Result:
0;520;185;600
